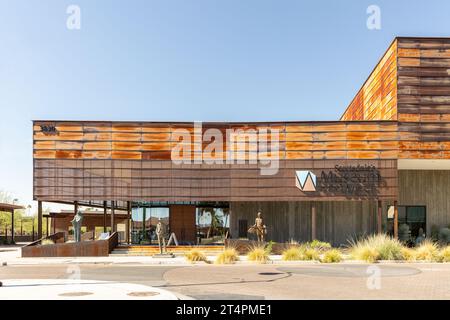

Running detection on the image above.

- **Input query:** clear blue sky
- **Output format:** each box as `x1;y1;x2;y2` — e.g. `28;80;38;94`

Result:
1;0;450;211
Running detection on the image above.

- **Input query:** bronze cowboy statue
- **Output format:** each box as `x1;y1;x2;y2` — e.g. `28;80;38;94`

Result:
248;211;267;242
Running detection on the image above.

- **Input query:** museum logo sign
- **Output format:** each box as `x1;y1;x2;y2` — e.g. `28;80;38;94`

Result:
295;164;384;197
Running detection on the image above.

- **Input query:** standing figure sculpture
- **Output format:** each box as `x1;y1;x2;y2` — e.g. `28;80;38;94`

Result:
248;211;267;242
156;218;167;254
70;210;84;242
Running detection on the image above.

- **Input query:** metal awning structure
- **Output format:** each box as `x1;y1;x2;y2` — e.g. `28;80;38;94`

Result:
0;203;25;212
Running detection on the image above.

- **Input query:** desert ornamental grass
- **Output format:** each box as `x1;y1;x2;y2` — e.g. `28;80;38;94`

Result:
350;234;403;262
184;249;207;263
440;246;450;262
247;246;269;263
415;240;441;262
321;249;342;263
215;248;239;264
281;247;303;261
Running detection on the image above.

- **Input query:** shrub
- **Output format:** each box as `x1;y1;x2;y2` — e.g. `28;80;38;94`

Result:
440;246;450;262
401;247;416;261
321;249;342;263
185;249;206;263
349;234;404;262
265;241;275;255
309;240;331;252
303;248;320;261
215;248;239;264
438;228;450;244
41;239;55;246
247;246;269;263
281;247;303;261
430;225;440;241
415;240;441;262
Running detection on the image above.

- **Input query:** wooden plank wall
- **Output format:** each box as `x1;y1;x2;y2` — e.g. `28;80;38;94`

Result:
340;40;398;121
230;201;380;246
397;38;450;159
399;170;450;234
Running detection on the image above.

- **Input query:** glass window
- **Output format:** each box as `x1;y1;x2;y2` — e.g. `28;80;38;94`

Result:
397;206;426;244
196;207;230;244
131;205;169;245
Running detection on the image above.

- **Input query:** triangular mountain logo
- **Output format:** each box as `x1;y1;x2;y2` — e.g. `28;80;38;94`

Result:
295;170;317;192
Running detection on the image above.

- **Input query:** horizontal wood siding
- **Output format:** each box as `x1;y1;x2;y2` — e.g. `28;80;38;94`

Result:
340;40;398;121
399;170;450;235
230;201;378;246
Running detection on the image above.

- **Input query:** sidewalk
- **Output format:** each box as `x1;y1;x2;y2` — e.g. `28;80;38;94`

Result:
0;279;179;300
0;247;191;266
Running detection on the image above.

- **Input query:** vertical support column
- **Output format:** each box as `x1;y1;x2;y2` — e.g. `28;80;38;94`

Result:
111;201;116;233
37;201;43;240
103;201;107;233
311;203;316;241
377;200;382;234
393;200;398;239
11;210;15;244
126;201;131;244
46;216;49;237
142;207;146;241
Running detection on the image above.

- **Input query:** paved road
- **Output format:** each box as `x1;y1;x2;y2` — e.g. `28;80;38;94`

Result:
1;263;450;299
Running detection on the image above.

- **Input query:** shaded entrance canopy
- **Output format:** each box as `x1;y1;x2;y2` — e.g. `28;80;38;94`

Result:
0;203;25;212
0;202;25;244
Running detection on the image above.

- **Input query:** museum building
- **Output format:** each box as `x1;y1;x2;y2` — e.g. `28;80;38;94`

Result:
32;37;450;246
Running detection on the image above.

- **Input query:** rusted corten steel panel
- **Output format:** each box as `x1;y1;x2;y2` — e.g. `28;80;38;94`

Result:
340;39;398;121
33;121;399;161
397;38;450;159
33;158;398;202
33;120;399;201
340;37;450;159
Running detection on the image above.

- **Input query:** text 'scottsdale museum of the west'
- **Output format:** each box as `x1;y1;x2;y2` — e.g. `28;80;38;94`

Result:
33;37;450;246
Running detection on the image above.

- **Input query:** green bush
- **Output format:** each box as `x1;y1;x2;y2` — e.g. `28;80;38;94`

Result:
264;241;275;255
309;240;331;252
438;228;450;244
